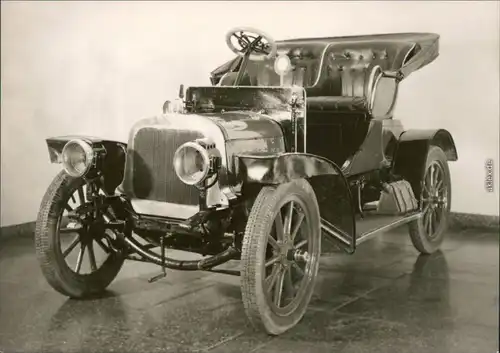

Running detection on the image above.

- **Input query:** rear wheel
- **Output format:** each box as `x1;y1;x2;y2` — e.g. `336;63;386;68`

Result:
35;171;125;298
241;179;321;335
409;146;451;254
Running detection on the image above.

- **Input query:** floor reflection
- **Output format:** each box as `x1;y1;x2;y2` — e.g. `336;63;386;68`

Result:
42;292;132;352
0;229;497;353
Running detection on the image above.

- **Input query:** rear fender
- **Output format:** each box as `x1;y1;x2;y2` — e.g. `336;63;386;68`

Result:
236;152;356;248
391;129;458;199
46;135;127;194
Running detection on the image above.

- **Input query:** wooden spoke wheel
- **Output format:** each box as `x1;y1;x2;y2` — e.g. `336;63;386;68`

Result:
409;146;452;254
241;179;321;335
35;171;124;298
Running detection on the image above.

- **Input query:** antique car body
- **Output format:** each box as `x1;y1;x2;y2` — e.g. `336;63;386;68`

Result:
36;28;456;335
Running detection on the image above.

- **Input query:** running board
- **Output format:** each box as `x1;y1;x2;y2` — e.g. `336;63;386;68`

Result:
321;219;352;247
356;212;421;245
321;212;422;253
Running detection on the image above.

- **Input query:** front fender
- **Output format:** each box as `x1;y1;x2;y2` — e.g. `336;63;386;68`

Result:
236;152;356;248
236;152;342;184
46;135;127;194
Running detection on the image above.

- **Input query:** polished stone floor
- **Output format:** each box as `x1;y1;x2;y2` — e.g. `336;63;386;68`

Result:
0;227;498;353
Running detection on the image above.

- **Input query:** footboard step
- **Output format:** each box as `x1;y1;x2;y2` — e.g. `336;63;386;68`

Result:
362;201;379;211
355;211;422;245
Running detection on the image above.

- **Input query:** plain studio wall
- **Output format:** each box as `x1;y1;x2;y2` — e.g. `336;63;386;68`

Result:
1;1;499;227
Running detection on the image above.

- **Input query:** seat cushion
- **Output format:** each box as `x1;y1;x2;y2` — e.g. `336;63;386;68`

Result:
307;96;368;112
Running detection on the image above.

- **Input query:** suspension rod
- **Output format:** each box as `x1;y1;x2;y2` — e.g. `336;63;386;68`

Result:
124;234;239;271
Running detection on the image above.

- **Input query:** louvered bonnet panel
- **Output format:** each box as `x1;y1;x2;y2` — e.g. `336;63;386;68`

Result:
128;127;203;205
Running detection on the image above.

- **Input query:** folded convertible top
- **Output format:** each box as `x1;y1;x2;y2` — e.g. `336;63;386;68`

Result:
211;32;439;84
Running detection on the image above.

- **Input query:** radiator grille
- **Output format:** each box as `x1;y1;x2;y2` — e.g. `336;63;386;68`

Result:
132;127;202;205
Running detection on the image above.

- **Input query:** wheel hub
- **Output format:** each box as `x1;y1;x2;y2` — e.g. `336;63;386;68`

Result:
88;221;105;236
292;249;310;263
275;240;291;264
76;219;106;245
275;240;310;265
425;195;447;207
278;242;310;266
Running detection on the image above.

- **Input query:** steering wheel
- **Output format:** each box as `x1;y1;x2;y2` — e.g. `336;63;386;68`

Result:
225;27;277;61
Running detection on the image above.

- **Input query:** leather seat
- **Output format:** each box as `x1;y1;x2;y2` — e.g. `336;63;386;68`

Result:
307;96;367;112
307;47;399;120
305;47;400;168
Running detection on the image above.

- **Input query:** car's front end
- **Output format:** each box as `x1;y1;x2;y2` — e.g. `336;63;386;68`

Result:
121;86;305;215
35;26;352;336
116;86;307;257
43;84;306;255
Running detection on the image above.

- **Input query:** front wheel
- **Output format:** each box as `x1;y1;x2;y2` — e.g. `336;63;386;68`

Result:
408;146;452;254
241;179;321;335
35;171;125;298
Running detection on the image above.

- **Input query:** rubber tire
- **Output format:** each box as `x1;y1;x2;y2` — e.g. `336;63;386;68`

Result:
408;146;451;254
241;179;321;335
35;171;125;299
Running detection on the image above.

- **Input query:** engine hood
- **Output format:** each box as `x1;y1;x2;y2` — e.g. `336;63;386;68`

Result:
122;111;286;214
127;110;284;146
121;86;305;218
125;110;287;184
201;110;284;141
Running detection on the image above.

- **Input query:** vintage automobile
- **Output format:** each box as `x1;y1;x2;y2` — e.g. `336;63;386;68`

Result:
35;27;457;335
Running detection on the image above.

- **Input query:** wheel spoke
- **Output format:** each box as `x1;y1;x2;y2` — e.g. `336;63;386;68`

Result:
434;165;443;187
423;211;430;232
87;242;98;272
267;235;279;250
431;211;438;233
102;212;112;223
292;261;305;277
426;210;434;235
284;201;294;237
434;206;443;224
59;226;82;234
266;265;281;293
291;212;305;242
234;33;250;45
283;267;295;299
434;170;441;190
254;46;268;54
423;182;431;195
423;169;432;194
95;238;110;253
70;194;76;203
74;244;86;273
104;209;116;220
62;234;80;258
435;179;445;195
265;256;280;267
429;164;435;189
434;179;442;192
274;211;285;241
273;269;286;307
78;186;85;205
64;204;73;212
294;239;308;249
248;36;262;49
422;202;431;215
